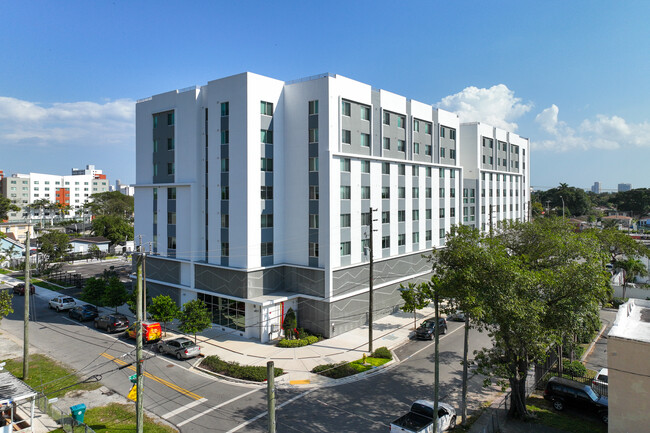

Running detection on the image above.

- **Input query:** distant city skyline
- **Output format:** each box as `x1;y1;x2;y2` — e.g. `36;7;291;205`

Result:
1;1;649;189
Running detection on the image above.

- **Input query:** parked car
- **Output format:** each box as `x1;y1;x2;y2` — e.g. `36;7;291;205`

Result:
48;296;76;312
94;314;130;333
157;337;201;360
124;321;162;344
592;368;609;395
390;400;456;432
543;376;608;423
446;311;465;322
13;283;35;296
68;305;99;322
415;318;448;340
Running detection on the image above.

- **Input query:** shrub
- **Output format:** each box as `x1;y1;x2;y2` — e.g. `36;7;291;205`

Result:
283;308;297;339
277;338;308;348
201;355;283;382
312;362;358;379
564;360;587;377
372;346;392;360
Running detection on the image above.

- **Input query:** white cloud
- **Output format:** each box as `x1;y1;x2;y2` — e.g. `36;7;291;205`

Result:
437;84;532;131
533;105;650;151
0;96;134;148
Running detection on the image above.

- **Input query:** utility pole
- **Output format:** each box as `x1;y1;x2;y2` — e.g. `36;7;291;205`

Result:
135;241;144;433
368;208;377;353
267;361;275;433
23;230;30;380
433;290;440;433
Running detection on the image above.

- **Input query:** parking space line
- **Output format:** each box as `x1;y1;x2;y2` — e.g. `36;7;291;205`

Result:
177;388;259;427
162;397;208;419
100;352;204;400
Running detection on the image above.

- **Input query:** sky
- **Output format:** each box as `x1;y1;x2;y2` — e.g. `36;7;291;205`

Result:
1;0;649;191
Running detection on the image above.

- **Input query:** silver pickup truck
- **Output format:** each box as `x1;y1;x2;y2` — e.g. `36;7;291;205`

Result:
390;401;456;433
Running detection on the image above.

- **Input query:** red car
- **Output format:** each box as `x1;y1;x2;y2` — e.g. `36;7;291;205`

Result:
13;283;36;295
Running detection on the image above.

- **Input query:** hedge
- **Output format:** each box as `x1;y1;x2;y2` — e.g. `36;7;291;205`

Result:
201;355;284;382
277;334;320;348
312;362;359;379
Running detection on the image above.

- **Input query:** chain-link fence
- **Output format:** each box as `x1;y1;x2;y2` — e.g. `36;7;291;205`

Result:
35;394;96;433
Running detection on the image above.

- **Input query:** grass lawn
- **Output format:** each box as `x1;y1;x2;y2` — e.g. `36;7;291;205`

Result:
49;403;177;433
14;275;71;291
0;268;11;274
312;356;392;378
2;354;101;398
526;395;606;433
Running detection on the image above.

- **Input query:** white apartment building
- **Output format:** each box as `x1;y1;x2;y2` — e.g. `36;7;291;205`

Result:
134;72;531;342
0;166;110;222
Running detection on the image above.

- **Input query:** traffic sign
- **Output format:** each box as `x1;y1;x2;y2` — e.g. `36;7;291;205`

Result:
127;385;137;401
129;374;137;384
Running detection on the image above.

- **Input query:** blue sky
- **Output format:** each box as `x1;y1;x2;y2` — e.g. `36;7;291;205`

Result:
1;0;649;191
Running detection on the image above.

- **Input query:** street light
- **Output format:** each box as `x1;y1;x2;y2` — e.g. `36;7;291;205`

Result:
559;195;565;218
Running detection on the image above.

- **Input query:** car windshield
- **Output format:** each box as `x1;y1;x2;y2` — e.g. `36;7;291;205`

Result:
63;298;74;302
180;340;195;348
585;386;599;401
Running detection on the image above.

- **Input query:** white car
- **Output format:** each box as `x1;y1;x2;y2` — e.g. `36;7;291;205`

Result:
49;296;76;312
592;368;608;395
390;400;456;432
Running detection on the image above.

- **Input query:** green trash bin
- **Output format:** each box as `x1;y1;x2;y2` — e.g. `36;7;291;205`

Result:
70;403;86;423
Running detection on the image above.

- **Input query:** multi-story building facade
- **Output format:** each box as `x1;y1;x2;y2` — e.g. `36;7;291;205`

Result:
134;72;531;342
0;165;110;222
618;183;632;192
591;181;602;194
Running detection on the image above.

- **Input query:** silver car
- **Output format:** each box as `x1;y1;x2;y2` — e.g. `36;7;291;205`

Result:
49;296;76;312
157;337;201;360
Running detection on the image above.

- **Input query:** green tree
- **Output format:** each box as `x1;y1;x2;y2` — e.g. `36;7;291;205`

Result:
399;282;431;331
179;299;212;343
149;295;180;336
534;183;592;217
588;227;649;264
611;188;650;218
37;231;70;276
283;307;297;339
0;290;13;323
87;191;134;219
82;277;106;306
92;214;134;245
614;257;648;299
102;276;128;312
531;201;544;219
0;196;20;220
88;244;102;260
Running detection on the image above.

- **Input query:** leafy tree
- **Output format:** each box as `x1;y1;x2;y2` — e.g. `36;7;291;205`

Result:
614;257;648;299
179;299;212;343
149;295;180;336
283;307;297;339
88;244;101;260
82;277;106;306
534;183;592;217
611;188;650;218
531;201;544;219
399;282;431;330
588;227;649;264
92;214;134;245
0;290;13;323
0;196;20;220
87;191;134;219
37;231;70;276
102;276;128;312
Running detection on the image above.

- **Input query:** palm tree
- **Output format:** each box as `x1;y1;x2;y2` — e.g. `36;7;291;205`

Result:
615;257;648;298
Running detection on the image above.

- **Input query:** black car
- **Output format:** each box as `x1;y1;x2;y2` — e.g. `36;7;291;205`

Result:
68;305;99;322
543;377;608;424
415;318;448;340
94;314;130;333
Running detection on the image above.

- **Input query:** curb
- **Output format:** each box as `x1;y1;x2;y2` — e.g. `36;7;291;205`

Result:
581;323;608;363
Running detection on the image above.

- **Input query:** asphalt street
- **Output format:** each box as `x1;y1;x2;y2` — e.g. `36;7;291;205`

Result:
2;294;495;432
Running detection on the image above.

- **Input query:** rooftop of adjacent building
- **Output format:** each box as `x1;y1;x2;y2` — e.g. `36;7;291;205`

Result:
609;298;650;343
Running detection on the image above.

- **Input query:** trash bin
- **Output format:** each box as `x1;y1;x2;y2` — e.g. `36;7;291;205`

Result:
70;404;86;424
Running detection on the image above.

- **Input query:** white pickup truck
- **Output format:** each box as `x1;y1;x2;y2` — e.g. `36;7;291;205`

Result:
390;400;456;433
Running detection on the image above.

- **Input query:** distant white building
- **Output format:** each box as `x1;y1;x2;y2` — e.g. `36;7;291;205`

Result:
618;183;632;192
115;179;135;196
591;181;602;193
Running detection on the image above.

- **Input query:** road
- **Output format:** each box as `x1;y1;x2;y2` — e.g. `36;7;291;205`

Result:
584;308;618;372
2;294;495;432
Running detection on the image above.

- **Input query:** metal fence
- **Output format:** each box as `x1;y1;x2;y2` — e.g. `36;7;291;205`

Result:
35;394;96;433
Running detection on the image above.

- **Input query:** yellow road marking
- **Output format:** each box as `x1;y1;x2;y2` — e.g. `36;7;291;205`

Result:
289;379;310;385
101;352;203;400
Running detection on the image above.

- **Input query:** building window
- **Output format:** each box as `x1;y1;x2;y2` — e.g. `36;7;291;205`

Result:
449;129;456;140
439;188;445;198
221;102;229;116
439;228;446;239
414;119;420;132
221;214;229;228
221;158;229;172
167;212;176;224
309;185;319;200
440;147;446;158
426;187;432;198
309;128;319;143
449;149;456;159
360;133;370;147
426;209;432;219
397;139;405;152
383;111;390;125
221;242;229;257
398;234;406;246
168;187;176;200
309;100;319;115
426;230;432;241
383;137;390;150
340;186;351;199
382;211;390;223
261;157;273;172
397;116;405;128
413;232;420;243
309;242;319;258
153;115;158;128
167;138;175;150
413;187;419;198
261;129;273;144
342;101;351;116
221;186;229;200
398;187;405;198
340;241;351;256
361;186;370;199
424;145;432;156
398;164;405;175
221;130;229;144
450;188;456;198
309;157;319;172
261;214;273;228
440;126;445;138
439;208;445;218
361;160;370;173
342;129;351;144
382;187;390;199
414;142;420;154
398;210;405;222
167;236;176;249
450;208;456;218
309;214;319;229
360;105;370;120
261;186;273;200
361;212;371;225
153;163;158;176
382;162;390;174
261;101;273;116
382;236;390;249
412;210;419;220
340;213;351;227
261;242;273;256
167;112;174;126
153;139;158;152
167;163;175;175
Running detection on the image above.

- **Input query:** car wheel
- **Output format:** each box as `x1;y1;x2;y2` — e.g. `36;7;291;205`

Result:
600;412;608;424
449;416;456;429
56;306;61;312
176;352;182;360
442;327;447;335
48;304;53;309
552;400;564;411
